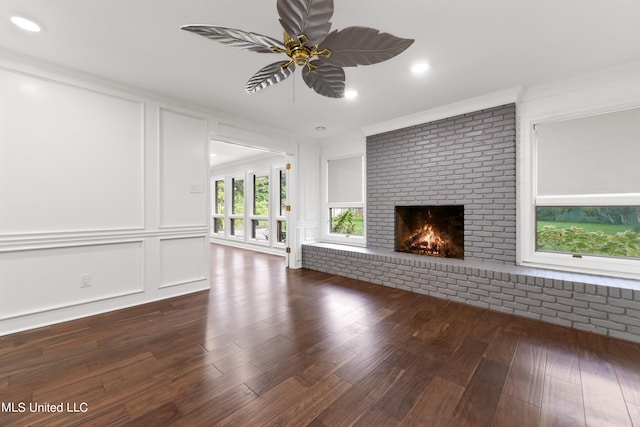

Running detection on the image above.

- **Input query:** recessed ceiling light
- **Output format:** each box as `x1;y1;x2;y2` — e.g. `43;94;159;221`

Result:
411;62;430;74
344;90;358;99
10;16;42;32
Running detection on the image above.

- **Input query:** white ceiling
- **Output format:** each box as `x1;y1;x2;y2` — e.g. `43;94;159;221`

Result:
2;0;640;140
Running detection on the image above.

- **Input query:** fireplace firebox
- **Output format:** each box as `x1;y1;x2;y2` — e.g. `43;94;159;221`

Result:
395;205;464;259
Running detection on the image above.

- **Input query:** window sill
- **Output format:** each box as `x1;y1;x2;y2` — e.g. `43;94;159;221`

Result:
320;234;366;248
520;251;640;282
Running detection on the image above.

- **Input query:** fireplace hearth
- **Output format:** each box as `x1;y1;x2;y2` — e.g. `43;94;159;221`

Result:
395;206;464;259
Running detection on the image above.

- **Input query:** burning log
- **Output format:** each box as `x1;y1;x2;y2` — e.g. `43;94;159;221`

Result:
405;224;444;255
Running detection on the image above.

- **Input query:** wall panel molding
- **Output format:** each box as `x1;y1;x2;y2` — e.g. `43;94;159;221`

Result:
0;228;208;252
0;68;145;235
159;236;208;289
0;241;144;321
158;108;209;228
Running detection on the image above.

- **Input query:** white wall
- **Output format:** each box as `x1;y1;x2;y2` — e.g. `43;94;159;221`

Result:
320;130;366;157
0;56;210;335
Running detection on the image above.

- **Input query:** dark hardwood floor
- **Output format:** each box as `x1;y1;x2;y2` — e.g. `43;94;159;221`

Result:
2;244;640;426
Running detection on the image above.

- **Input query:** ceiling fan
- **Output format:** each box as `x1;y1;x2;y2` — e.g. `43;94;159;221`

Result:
181;0;414;98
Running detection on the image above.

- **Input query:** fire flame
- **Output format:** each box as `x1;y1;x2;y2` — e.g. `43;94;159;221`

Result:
406;224;445;255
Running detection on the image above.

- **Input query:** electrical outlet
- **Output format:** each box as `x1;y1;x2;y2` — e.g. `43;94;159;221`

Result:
80;274;91;288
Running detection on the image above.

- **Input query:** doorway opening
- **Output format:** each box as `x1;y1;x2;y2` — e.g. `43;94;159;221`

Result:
209;140;292;266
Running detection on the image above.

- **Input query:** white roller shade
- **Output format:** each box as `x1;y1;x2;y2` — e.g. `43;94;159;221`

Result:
536;107;640;196
328;156;363;203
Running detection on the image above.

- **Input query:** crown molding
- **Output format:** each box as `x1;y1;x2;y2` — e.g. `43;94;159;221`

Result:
362;87;522;137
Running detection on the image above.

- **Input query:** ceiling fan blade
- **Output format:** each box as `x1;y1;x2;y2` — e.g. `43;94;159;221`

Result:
302;61;345;98
318;26;414;67
181;25;285;53
277;0;333;46
246;61;296;94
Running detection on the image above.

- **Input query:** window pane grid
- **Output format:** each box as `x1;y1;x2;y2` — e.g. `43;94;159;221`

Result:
230;218;244;237
330;207;364;236
277;221;286;243
232;178;244;215
251;220;269;241
253;174;269;217
215;180;225;215
280;170;287;216
213;217;224;235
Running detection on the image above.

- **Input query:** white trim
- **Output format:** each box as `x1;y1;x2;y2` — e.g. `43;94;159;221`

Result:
322;233;366;247
210;238;286;257
215;122;290;154
0;289;145;322
362;87;521;137
0;229;207;252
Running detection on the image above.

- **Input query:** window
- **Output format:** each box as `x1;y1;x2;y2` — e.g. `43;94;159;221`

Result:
250;172;269;242
211;165;287;250
230;177;245;238
536;206;640;258
253;174;269;216
232;178;244;215
323;155;365;244
521;107;640;279
330;207;364;236
212;179;225;236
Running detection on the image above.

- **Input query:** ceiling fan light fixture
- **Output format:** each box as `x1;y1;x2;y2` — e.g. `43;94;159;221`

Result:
10;15;42;32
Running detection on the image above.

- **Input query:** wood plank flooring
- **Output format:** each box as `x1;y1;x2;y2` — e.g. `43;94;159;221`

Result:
2;244;640;426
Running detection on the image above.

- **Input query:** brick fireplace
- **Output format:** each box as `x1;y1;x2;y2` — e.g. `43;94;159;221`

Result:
302;103;640;343
366;104;516;264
